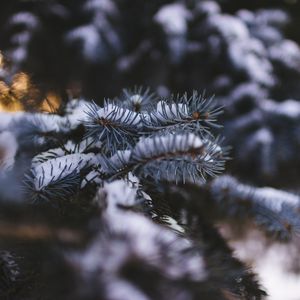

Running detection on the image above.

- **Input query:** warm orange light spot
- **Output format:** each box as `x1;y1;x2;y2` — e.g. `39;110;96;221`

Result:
11;72;31;99
0;78;25;111
0;53;61;113
41;91;61;113
0;52;3;68
0;73;61;113
0;101;24;112
0;81;10;97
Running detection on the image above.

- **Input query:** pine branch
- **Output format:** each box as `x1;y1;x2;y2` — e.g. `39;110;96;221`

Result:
211;175;300;240
120;86;158;112
130;132;226;183
25;153;98;203
83;100;142;153
143;92;223;134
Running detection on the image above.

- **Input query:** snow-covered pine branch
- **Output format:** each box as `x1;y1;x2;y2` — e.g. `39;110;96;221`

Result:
130;132;225;183
142;92;223;133
25;153;99;203
211;175;300;240
83;100;142;153
95;132;226;184
119;86;158;112
23;89;226;203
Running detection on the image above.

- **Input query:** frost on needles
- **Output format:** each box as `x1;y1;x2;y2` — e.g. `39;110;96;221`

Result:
25;89;227;203
2;88;300;299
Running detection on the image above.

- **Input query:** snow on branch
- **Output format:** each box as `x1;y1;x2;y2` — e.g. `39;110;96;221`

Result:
25;153;98;203
83;100;142;152
211;175;300;240
22;89;227;204
143;92;223;133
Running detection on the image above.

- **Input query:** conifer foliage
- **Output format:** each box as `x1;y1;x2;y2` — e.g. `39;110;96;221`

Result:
1;87;300;299
1;1;300;299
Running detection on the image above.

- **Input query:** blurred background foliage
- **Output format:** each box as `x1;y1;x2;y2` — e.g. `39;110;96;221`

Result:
1;1;300;299
0;0;299;102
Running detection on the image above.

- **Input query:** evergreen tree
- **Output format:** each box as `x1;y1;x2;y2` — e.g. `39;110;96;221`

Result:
1;1;300;299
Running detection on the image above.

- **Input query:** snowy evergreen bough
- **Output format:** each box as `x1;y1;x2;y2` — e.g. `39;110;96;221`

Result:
23;90;227;203
1;1;300;299
1;87;300;299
